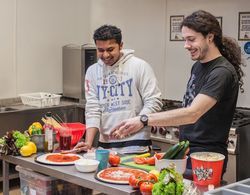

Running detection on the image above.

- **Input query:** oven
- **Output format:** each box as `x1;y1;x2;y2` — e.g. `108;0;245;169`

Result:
62;44;97;101
151;99;250;184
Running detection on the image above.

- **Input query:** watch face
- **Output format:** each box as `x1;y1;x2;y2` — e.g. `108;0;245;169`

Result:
140;115;148;126
141;115;148;122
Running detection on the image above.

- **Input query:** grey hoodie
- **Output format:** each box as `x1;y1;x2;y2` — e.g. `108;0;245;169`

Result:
85;49;162;152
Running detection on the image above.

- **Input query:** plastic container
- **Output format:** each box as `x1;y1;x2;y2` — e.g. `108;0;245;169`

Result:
154;155;187;174
19;92;61;108
16;165;92;195
205;178;250;195
16;165;56;195
54;123;86;146
190;152;225;187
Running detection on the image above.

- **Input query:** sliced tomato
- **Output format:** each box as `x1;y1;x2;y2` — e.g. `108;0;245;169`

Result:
140;182;154;194
154;152;164;160
134;157;146;164
109;154;121;166
145;157;155;165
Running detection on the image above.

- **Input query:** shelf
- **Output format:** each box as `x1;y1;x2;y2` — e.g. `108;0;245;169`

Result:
0;160;20;182
0;173;19;182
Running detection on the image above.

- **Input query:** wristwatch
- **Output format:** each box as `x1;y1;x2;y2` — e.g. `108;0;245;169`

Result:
140;114;148;127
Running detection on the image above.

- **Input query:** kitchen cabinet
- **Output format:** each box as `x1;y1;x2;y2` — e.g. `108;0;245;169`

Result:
0;102;85;183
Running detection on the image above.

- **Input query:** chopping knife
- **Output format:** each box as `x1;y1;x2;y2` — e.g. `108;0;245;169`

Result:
60;148;80;154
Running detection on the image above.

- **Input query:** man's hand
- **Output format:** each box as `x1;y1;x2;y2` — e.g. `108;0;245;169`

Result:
109;116;143;139
73;141;91;152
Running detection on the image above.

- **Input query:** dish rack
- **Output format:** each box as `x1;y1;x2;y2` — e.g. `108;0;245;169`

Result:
19;92;61;108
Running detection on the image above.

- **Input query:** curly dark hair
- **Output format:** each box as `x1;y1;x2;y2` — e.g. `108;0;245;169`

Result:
181;10;245;92
93;25;122;44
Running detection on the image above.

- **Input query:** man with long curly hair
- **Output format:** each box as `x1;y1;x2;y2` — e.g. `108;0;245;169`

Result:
110;10;245;179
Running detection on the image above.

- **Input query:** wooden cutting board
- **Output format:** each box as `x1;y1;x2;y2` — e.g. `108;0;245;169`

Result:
120;155;155;172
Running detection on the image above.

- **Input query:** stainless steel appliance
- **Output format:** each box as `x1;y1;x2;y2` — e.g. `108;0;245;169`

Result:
151;99;250;184
62;44;97;101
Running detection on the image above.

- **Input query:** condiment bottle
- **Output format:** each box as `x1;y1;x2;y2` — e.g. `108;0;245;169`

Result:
44;112;54;153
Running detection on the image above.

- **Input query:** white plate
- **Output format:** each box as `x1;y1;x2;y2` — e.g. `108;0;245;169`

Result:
95;167;148;184
35;153;84;165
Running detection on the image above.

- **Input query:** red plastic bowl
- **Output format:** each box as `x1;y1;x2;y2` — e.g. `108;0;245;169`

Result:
54;123;86;146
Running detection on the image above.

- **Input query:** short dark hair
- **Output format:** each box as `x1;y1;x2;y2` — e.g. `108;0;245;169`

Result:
93;25;122;44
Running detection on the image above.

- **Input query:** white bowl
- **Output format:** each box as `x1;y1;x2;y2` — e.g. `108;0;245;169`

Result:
155;156;187;174
83;152;96;160
75;159;99;173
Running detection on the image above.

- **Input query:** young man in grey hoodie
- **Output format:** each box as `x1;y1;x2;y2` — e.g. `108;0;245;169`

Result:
74;24;162;154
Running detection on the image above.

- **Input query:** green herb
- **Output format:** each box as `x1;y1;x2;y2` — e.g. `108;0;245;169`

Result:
12;130;30;148
0;138;6;144
152;168;184;195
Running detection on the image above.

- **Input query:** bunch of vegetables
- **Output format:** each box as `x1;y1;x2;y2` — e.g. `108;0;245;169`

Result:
0;130;30;155
152;168;184;195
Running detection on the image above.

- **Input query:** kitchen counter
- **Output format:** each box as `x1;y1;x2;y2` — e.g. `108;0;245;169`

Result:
1;154;140;195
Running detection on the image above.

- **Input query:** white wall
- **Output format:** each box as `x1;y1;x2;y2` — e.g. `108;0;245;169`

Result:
0;0;16;98
0;0;249;107
0;0;91;98
89;0;167;93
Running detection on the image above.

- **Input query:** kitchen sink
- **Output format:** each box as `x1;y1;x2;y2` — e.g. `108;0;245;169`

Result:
0;107;19;113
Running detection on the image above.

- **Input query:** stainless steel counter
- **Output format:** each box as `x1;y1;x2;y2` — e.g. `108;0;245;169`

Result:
2;154;140;195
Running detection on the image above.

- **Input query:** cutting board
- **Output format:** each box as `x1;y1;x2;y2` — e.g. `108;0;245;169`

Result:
120;155;155;172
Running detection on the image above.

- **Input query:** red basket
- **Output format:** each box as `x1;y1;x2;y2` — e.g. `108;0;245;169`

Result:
54;123;86;146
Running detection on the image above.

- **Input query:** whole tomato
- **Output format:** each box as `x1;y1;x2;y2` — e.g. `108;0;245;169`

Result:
108;154;120;166
145;173;158;183
128;174;144;189
140;182;154;195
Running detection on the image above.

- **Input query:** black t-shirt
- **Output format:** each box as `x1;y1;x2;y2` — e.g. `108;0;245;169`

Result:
180;56;239;155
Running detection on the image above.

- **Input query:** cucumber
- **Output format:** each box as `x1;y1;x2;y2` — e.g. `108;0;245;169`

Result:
162;141;185;159
173;140;189;159
162;142;180;159
168;141;185;159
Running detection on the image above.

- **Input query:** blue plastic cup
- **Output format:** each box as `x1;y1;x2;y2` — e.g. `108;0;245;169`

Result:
95;149;110;172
